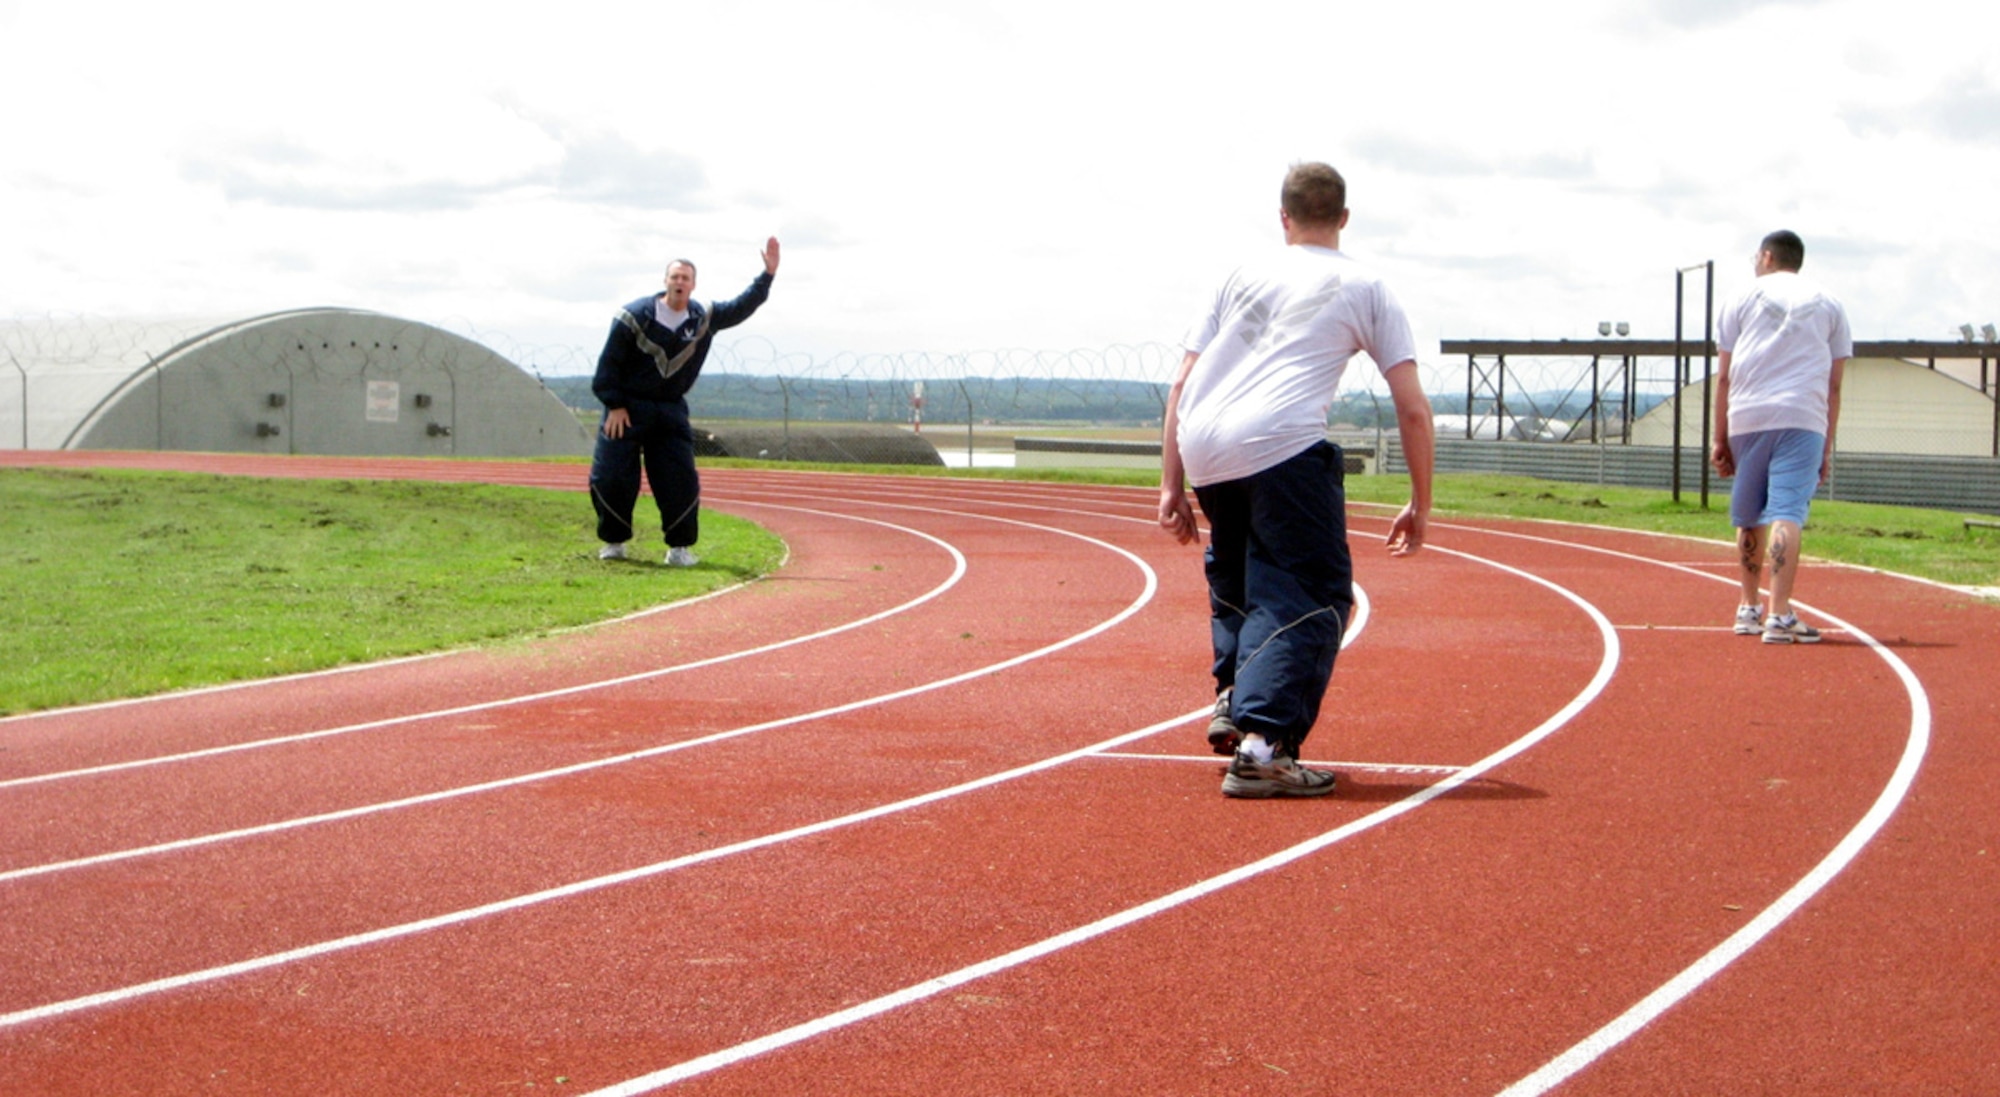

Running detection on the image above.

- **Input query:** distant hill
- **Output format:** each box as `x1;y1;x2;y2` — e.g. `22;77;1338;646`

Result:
541;373;1174;427
540;373;1666;431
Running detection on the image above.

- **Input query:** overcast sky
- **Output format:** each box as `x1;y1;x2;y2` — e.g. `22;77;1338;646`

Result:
4;0;1997;384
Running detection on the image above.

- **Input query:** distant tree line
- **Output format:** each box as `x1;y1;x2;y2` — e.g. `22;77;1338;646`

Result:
541;374;1666;430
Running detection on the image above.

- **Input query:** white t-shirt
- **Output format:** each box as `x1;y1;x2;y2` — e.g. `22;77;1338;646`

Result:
1176;244;1416;487
1717;270;1852;436
654;300;691;331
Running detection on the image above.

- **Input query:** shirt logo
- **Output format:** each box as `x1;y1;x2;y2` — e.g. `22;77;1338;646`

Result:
1235;276;1344;355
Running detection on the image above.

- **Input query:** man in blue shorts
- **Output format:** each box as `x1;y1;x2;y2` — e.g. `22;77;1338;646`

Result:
1711;230;1851;644
1159;162;1436;798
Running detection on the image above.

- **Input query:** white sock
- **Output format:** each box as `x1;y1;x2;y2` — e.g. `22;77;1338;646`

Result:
1240;734;1275;765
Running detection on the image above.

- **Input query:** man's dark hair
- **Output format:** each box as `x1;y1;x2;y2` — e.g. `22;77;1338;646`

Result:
1760;230;1804;272
1282;162;1347;227
666;258;698;277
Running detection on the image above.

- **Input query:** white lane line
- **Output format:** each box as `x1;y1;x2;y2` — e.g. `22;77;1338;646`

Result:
1612;624;1847;635
0;511;1531;1040
0;483;1345;1021
0;509;1153;883
1446;530;1932;1096
0;501;961;791
574;541;1620;1095
1091;753;1468;776
0;707;1205;1030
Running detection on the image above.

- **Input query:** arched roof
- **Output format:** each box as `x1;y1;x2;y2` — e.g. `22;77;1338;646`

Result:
2;309;589;457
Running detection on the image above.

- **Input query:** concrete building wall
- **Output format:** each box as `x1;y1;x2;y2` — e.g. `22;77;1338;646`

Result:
7;309;590;457
1630;357;1997;456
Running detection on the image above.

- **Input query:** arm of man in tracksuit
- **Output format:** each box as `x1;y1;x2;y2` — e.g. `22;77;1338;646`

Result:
592;314;643;439
675;240;779;396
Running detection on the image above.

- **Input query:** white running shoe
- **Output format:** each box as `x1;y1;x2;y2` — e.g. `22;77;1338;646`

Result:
1762;612;1822;645
598;542;627;561
1733;604;1763;636
665;546;699;567
1221;750;1338;799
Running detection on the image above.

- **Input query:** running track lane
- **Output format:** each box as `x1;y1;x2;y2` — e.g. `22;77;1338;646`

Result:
0;487;1167;1006
1;453;1995;1093
2;481;1598;1090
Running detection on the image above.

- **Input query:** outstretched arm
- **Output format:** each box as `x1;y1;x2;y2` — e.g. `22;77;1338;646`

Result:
711;244;780;330
1382;360;1433;556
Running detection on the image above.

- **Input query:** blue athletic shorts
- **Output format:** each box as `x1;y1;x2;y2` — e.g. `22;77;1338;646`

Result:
1729;428;1825;529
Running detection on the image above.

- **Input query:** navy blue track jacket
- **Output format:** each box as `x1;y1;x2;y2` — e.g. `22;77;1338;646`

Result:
591;271;773;410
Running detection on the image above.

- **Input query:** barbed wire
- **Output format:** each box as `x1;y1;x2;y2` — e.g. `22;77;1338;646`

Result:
11;313;1995;455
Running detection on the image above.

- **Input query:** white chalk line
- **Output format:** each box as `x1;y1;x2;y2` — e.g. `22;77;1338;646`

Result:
1419;522;1933;1097
1613;623;1848;634
570;541;1621;1095
0;705;1201;1031
0;500;961;791
1090;752;1467;776
0;506;1156;883
0;478;1340;1025
1091;581;1457;777
0;476;1406;1056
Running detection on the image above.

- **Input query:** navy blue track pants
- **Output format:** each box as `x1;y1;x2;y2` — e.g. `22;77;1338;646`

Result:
1192;441;1355;757
588;398;700;548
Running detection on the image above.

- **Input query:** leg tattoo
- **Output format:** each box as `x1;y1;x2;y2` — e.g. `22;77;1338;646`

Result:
1738;530;1762;579
1770;531;1790;574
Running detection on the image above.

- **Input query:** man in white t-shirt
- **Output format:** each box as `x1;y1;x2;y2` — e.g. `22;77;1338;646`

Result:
1711;229;1851;644
1159;162;1436;799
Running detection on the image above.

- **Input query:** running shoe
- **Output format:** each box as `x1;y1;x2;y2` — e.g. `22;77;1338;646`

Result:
1733;604;1763;636
1762;612;1822;645
665;546;699;567
1221;750;1337;799
1206;689;1240;756
598;542;627;561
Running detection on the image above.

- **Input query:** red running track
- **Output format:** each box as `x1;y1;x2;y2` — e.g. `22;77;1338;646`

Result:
1;451;1995;1095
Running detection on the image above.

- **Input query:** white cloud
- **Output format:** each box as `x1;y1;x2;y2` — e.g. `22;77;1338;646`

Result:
3;0;1999;381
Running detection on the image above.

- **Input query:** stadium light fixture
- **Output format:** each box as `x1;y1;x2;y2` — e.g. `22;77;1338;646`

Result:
1983;323;1997;343
1616;321;1630;336
1598;321;1612;336
1960;323;1977;342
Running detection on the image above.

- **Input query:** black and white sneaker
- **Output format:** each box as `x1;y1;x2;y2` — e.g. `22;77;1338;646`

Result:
1206;689;1240;757
1762;612;1822;645
1221;750;1338;799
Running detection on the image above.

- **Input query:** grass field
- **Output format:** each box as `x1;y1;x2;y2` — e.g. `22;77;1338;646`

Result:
0;467;785;716
3;460;1993;716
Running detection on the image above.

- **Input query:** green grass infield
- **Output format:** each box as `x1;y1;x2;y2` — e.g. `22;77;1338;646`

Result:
0;467;784;716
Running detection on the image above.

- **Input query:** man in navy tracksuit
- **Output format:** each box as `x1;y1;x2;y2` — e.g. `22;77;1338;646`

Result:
589;237;779;565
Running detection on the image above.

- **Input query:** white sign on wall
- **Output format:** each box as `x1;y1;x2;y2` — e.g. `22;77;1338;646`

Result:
365;380;400;423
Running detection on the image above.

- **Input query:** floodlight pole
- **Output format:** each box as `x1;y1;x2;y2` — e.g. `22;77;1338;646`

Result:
1672;276;1684;502
1699;260;1714;510
1672;261;1715;507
